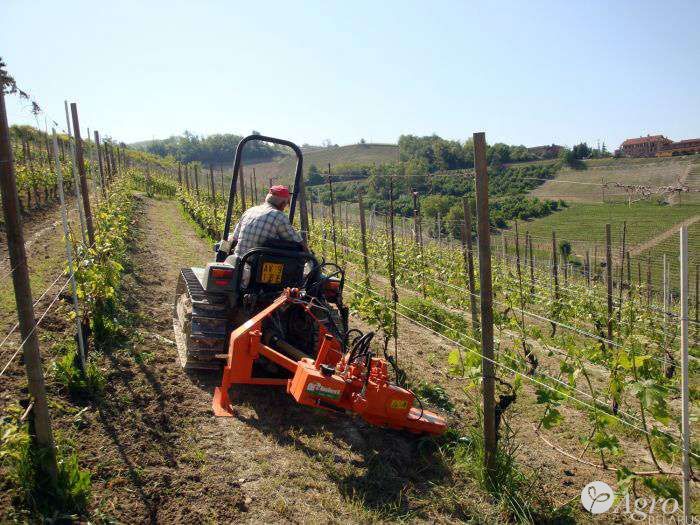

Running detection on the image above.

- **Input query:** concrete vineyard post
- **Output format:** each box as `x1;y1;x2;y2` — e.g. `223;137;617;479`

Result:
93;130;106;197
462;197;479;334
63;101;87;244
679;227;691;523
69;103;95;247
239;166;246;213
586;250;591;286
551;231;559;301
528;233;535;297
358;193;370;285
473;131;496;478
51;130;86;369
617;222;627;324
327;164;338;264
605;224;613;349
0;91;58;483
388;176;399;367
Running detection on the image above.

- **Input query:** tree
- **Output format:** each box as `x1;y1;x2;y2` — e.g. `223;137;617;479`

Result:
306;164;323;185
558;147;578;167
572;142;591;159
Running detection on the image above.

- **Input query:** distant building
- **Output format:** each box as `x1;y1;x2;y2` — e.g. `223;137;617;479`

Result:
619;135;672;157
656;138;700;157
527;144;563;159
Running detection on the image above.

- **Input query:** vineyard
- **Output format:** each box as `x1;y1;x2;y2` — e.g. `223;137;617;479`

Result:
1;97;698;521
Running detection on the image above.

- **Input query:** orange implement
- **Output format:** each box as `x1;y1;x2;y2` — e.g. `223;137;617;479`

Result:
212;289;446;435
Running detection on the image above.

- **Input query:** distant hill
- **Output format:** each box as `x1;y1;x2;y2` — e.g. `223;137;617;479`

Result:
245;143;399;185
529;156;696;204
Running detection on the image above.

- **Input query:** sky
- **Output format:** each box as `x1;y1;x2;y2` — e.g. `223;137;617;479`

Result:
2;0;699;150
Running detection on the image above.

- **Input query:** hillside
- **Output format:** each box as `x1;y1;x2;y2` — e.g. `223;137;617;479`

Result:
245;143;398;185
530;155;696;203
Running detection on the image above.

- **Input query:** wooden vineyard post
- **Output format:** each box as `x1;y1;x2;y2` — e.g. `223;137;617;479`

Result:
679;226;691;523
70;103;95;246
605;224;614;348
358;193;370;285
0;91;58;482
194;164;200;197
462;196;479;334
220;166;225;197
177;162;182;187
327;165;338;264
64;101;87;244
52;130;86;369
551;231;559;301
473;132;496;478
184;164;190;192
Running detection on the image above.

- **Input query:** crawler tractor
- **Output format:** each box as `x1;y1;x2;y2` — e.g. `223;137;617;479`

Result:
173;135;446;435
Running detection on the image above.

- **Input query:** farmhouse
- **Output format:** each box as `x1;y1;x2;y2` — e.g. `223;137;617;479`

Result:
656;137;700;157
619;135;672;157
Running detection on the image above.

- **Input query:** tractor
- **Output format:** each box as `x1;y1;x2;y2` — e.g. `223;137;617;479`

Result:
172;135;446;435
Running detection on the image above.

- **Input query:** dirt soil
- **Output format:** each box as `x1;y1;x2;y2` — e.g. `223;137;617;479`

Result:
2;196;686;523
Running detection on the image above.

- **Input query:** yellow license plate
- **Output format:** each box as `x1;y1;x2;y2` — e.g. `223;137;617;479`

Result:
260;262;284;284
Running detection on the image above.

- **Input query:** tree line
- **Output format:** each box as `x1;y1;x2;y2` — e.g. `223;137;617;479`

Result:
136;131;281;165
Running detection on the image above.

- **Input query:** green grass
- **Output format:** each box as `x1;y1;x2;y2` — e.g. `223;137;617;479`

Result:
511;201;699;255
637;221;700;298
531;155;694;203
236;143;399;186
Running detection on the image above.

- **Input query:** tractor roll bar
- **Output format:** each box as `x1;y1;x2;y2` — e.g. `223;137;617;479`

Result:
221;134;304;244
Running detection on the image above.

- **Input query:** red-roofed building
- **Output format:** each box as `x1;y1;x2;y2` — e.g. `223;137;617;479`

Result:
619;135;672;157
657;138;700;157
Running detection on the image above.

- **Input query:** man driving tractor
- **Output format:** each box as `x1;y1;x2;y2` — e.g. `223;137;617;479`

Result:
224;185;304;265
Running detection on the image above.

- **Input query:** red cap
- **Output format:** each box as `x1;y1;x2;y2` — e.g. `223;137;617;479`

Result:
269;185;291;200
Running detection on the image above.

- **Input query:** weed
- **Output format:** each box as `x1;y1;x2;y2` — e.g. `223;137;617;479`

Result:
413;382;454;413
0;407;91;518
52;342;106;398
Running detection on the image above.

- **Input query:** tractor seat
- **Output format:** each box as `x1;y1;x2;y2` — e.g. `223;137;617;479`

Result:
238;242;317;295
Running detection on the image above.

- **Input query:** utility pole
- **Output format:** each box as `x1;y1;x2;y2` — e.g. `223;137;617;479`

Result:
70;103;95;246
473;131;496;479
0;90;58;482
